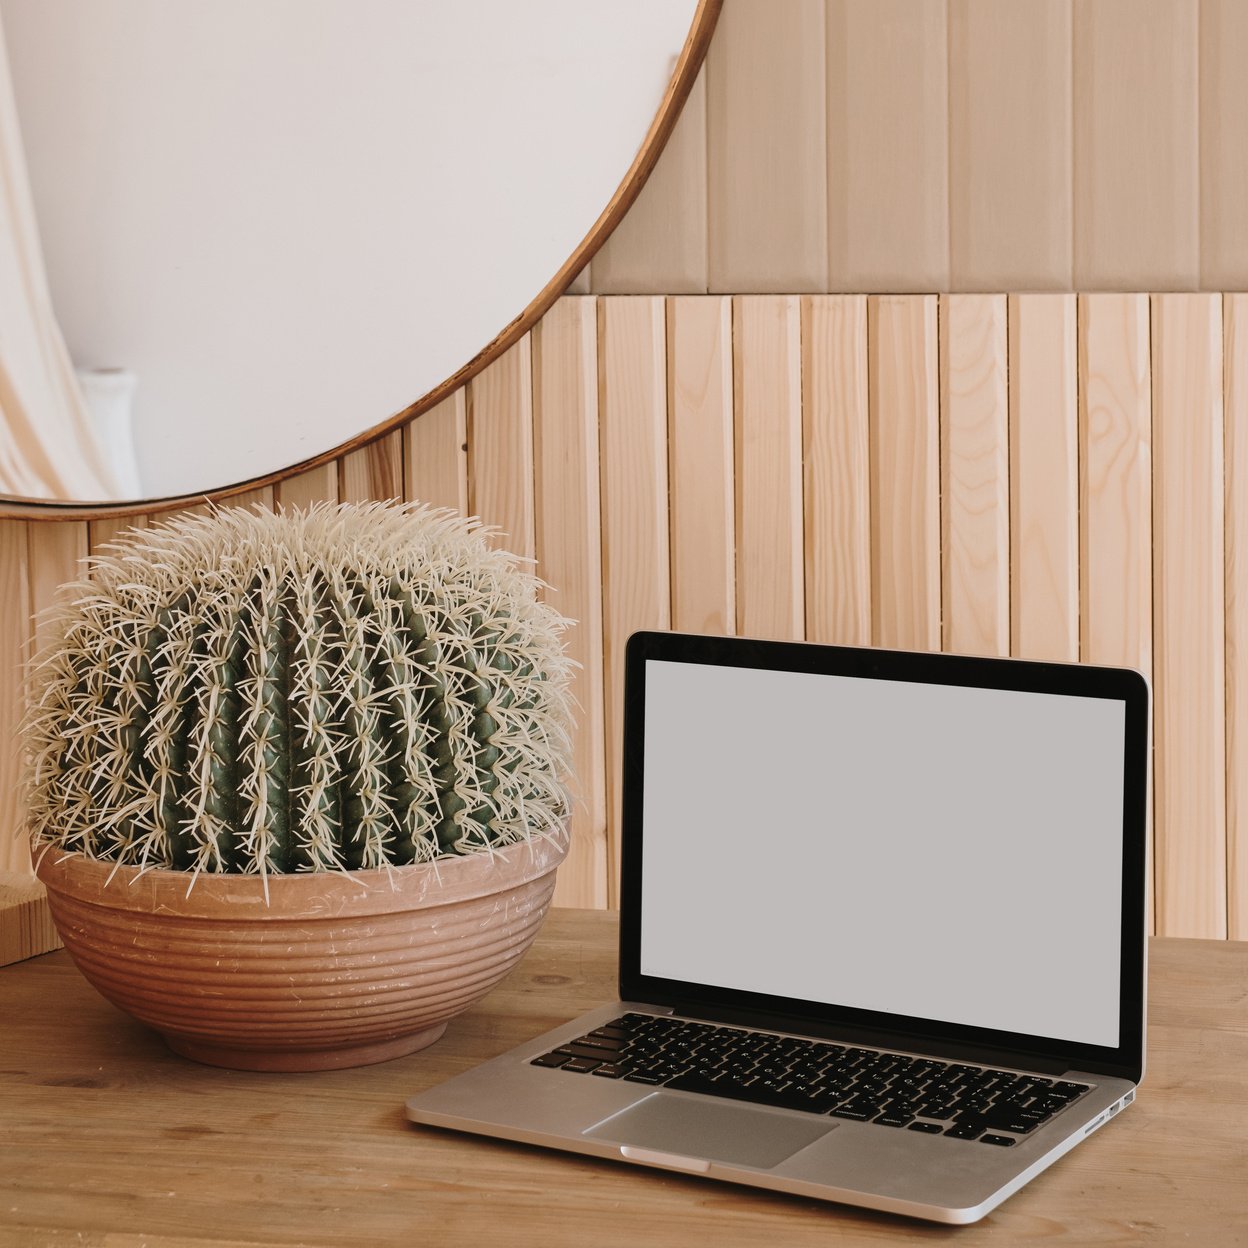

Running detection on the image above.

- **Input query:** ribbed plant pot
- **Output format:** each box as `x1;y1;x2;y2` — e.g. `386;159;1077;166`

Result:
35;829;567;1072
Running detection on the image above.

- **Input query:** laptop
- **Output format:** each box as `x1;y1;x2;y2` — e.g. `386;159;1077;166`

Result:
406;630;1149;1224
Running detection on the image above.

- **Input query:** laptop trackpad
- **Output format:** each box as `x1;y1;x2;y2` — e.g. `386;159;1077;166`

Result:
584;1092;837;1170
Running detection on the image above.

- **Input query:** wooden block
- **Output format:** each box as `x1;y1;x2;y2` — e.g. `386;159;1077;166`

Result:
948;0;1073;290
467;335;535;557
564;264;591;296
868;296;941;651
1073;0;1199;289
338;431;404;505
1009;294;1079;662
827;0;949;292
598;297;670;903
224;486;275;512
707;0;827;291
593;69;708;294
0;873;60;965
532;298;607;909
275;461;340;510
940;295;1009;658
1226;293;1248;940
1078;293;1154;930
404;392;469;515
733;296;804;641
1151;294;1226;939
668;296;735;635
0;519;31;876
802;295;870;646
1200;0;1248;287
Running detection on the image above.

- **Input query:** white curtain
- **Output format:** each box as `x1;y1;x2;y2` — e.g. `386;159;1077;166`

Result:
0;11;120;501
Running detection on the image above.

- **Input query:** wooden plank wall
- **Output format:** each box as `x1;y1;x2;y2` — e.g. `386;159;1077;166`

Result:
587;0;1246;294
6;294;1248;943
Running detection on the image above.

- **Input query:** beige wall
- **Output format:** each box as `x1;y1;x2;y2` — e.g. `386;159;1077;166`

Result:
5;1;1247;942
583;0;1248;295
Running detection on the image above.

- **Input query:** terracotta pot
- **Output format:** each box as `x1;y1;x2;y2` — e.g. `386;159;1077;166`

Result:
35;830;567;1072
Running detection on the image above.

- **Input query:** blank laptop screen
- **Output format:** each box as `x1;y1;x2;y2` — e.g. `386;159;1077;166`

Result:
639;659;1126;1049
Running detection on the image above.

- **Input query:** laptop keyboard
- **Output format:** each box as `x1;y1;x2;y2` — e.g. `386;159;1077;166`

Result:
532;1013;1093;1145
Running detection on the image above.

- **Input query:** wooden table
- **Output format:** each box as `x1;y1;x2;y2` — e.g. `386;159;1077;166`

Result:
1;910;1246;1246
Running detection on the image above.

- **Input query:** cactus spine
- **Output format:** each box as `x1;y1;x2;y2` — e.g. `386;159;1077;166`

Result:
25;502;574;878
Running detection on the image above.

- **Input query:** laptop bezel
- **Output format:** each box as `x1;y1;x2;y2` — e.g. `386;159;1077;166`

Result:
617;630;1149;1085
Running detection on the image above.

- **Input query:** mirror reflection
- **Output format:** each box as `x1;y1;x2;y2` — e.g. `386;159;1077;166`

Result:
0;0;701;504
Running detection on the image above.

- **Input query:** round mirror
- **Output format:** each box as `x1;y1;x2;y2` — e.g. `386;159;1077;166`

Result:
0;0;716;510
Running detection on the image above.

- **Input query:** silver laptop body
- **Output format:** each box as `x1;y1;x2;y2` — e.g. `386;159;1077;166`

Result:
407;631;1149;1225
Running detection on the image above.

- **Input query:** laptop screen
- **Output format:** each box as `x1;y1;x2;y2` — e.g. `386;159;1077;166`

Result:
620;634;1148;1079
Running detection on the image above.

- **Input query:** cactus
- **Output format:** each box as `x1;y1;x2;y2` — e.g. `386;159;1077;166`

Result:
24;502;575;880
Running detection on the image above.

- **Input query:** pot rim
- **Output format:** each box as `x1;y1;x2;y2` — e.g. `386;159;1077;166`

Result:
33;825;569;920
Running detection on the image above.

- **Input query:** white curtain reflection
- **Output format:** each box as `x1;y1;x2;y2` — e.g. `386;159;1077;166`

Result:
0;10;120;501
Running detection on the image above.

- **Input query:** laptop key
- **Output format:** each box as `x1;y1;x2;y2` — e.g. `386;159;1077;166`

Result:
945;1122;984;1140
980;1134;1017;1147
908;1121;943;1134
531;1053;570;1068
561;1057;603;1073
623;1072;667;1085
591;1064;626;1078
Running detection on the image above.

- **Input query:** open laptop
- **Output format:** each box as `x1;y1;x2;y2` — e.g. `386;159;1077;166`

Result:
406;630;1149;1224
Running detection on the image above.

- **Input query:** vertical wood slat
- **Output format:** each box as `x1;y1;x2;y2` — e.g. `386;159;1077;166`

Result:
26;523;88;651
338;432;403;504
1079;293;1154;931
826;0;949;292
532;298;607;909
1201;1;1248;288
598;297;670;904
275;462;339;511
1009;294;1079;662
940;295;1009;657
733;297;804;640
1073;0;1200;289
869;296;941;650
803;295;870;646
948;0;1073;290
467;335;535;558
1152;294;1227;939
667;296;735;635
1226;294;1248;939
592;69;708;294
0;520;31;874
707;0;827;292
88;512;148;557
404;393;468;515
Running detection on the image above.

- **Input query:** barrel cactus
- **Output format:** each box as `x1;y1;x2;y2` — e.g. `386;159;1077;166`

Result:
25;502;574;882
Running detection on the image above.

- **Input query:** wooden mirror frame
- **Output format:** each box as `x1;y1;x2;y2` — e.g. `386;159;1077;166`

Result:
1;0;721;521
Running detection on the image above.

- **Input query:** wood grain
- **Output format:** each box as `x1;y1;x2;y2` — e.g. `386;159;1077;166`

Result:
0;520;31;875
868;296;941;651
1151;294;1226;940
802;295;870;646
0;872;60;965
598;298;670;903
337;431;403;504
1200;1;1248;288
733;296;804;641
667;296;735;635
1073;0;1199;289
1009;295;1079;662
1078;294;1154;930
88;512;148;557
827;0;949;292
403;392;468;516
940;295;1009;657
593;69;708;294
949;0;1073;290
532;299;607;910
1226;294;1248;940
467;336;535;557
0;921;1244;1245
274;462;339;511
26;521;87;652
707;0;827;291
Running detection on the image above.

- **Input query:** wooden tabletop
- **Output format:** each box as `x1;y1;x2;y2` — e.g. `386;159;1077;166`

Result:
1;909;1246;1246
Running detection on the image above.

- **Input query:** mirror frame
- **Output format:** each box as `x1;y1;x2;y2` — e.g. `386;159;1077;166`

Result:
1;0;721;520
